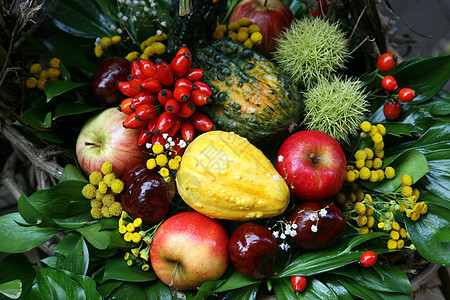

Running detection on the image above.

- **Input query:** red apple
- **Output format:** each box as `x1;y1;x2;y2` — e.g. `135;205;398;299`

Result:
229;0;293;55
91;57;131;105
228;222;278;279
276;130;346;201
288;201;346;250
150;212;229;290
75;108;148;177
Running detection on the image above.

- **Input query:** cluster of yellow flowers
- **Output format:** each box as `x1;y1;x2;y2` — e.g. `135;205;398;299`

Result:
398;174;428;221
337;183;376;234
94;36;122;57
146;143;181;182
81;161;124;219
125;31;168;62
346;122;395;183
26;58;61;91
119;212;161;272
213;17;263;49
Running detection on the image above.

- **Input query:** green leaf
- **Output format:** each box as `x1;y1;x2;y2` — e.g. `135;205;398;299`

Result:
419;150;450;198
20;96;52;129
144;280;172;300
213;270;261;293
54;101;103;120
76;223;112;250
17;193;59;228
392;54;450;103
0;213;58;253
105;282;148;299
0;254;35;300
318;275;353;300
414;90;450;116
340;232;388;254
335;277;411;300
59;164;88;183
330;264;412;294
41;254;66;269
68;272;102;300
30;267;86;300
44;80;86;102
222;284;259;300
273;277;299;300
0;279;22;299
48;0;116;38
303;278;339;300
98;281;123;299
61;237;89;276
361;150;429;193
101;257;157;283
273;234;389;278
405;193;450;265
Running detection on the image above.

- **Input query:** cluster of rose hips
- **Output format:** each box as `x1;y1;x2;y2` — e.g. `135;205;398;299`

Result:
116;46;215;150
377;52;417;120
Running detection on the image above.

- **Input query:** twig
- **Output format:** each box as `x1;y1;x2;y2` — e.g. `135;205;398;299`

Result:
349;36;376;56
0;117;64;180
347;4;370;46
378;0;432;39
1;151;22;201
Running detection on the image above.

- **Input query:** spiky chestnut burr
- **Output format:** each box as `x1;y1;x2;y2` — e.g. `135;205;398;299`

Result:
302;76;369;144
274;18;348;89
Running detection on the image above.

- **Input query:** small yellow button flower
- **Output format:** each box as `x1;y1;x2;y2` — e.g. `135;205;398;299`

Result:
419;202;428;214
94;45;104;57
248;24;261;34
387;239;398;250
335;191;346;204
410;211;421;221
82;184;96;199
365;159;373;169
39;70;49;80
228;21;240;31
49;58;60;69
360;167;370;180
401;174;413;186
103;173;116;187
376;124;386;136
243;38;254;48
354;150;367;161
126;223;135;232
98;181;108;194
354;202;366;215
357;215;367;227
374;141;384;150
355;159;365;169
168;159;180;170
373;158;383;169
385;166;395;179
401;186;413;197
212;30;224;40
377;222;384;229
90;207;102;219
346;170;356;183
369;125;378;136
48;67;61;78
348;192;356;203
89;171;103;185
369;170;379;182
112;35;122;44
229;32;238;43
250;32;263;45
109;202;122;217
367;216;375;228
101;161;113;174
366;206;375;216
37;78;47;90
147;158;157;170
364;194;373;202
124;232;133;242
30;63;42;74
237;31;249;43
156;154;168;167
390;230;400;240
360;121;371;132
132;232;142;243
372;133;383;144
101;206;112;218
238;17;251;26
376;169;385;181
26;77;38;88
216;24;227;33
160;167;170;178
133;218;143;227
364;148;374;159
359;227;369;234
397;239;404;249
90;199;102;208
399;228;408;239
355;189;365;201
152;143;164;154
142;264;150;271
111;179;124;194
374;149;384;158
119;225;127;234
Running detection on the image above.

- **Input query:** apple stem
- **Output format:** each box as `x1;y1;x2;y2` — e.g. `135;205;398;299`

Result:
264;0;267;6
85;141;102;147
169;262;180;288
309;153;320;164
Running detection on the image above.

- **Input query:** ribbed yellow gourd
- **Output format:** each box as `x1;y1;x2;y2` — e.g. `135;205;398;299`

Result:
176;131;290;220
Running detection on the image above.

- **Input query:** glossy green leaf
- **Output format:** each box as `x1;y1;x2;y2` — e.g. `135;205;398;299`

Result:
222;284;259;300
101;257;157;283
335;276;411;300
61;237;89;276
17;193;59;228
48;0;116;38
105;282;147;299
273;234;389;278
144;280;172;300
60;164;88;183
21;180;90;220
20;96;52;129
330;264;412;294
340;232;388;254
0;254;35;300
414;90;450;116
41;254;66;269
54;101;103;120
68;272;102;300
361;150;429;193
44;80;86;102
195;278;227;300
392;54;450;103
0;213;58;253
273;277;299;300
98;281;123;299
30;267;86;300
405;193;450;265
273;277;338;300
76;223;112;250
213;270;261;293
0;279;22;299
318;275;353;300
419;150;450;198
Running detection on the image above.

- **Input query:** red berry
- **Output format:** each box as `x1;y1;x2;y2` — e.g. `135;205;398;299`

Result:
158;89;173;106
377;52;398;72
131;60;143;78
290;276;307;294
359;250;377;267
193;81;212;96
147;116;158;135
155;58;174;86
190;90;211;106
139;59;156;78
138;127;152;147
180;121;195;142
184;68;204;81
174;78;195;91
190;112;215;131
381;75;398;92
176;46;192;58
139;78;162;94
173;86;191;102
167;115;182;137
134;104;157;121
118;97;133;115
176;101;196;118
155;112;174;135
165;98;180;114
171;52;192;78
383;100;401;120
118;80;138;97
131;92;157;111
123;112;148;129
398;88;416;102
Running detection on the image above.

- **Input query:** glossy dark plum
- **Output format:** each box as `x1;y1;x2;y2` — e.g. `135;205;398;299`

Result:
120;163;176;224
228;222;279;279
91;57;131;105
288;201;345;250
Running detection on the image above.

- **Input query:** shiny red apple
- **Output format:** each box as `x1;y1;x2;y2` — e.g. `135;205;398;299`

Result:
228;222;279;279
120;163;176;224
91;57;131;105
276;130;347;201
150;212;229;290
288;201;346;250
75;108;148;177
229;0;293;55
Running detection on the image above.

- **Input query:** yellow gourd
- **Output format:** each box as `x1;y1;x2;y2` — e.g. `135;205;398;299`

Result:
176;131;290;220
